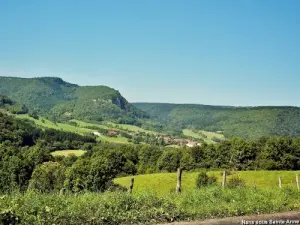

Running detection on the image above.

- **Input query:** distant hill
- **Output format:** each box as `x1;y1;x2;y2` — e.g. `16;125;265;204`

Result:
2;76;300;140
133;103;300;139
0;76;148;124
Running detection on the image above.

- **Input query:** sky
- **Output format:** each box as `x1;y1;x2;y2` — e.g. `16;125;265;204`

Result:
0;0;299;106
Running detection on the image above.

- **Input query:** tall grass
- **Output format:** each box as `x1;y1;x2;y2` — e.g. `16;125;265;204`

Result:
1;187;300;225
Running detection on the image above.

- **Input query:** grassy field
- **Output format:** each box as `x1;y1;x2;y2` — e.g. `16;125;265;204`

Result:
51;150;87;157
70;119;115;130
115;171;300;194
116;124;158;134
15;115;131;144
15;115;91;134
80;120;158;135
96;135;130;144
15;114;229;146
183;129;225;143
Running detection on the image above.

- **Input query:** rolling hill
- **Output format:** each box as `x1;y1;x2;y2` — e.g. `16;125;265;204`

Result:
2;76;300;140
0;76;148;124
133;103;300;139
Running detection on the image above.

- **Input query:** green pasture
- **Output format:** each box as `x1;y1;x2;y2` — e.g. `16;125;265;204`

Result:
50;150;87;157
115;171;300;194
183;129;225;143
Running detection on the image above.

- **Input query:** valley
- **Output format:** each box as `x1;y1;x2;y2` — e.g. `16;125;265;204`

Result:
1;77;300;224
15;113;223;146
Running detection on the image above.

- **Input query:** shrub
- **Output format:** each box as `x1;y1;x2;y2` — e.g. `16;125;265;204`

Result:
196;172;217;188
28;162;66;193
227;176;245;188
28;111;39;120
211;137;221;143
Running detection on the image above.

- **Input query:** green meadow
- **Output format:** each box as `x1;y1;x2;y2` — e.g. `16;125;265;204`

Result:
51;150;87;157
115;171;300;195
183;129;225;143
15;114;91;134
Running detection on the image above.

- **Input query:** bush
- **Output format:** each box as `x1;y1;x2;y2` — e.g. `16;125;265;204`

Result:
196;172;217;188
28;162;66;193
227;176;245;188
28;111;39;120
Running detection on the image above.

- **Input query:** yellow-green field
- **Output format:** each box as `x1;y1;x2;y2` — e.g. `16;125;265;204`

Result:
15;115;131;144
71;119;115;130
15;114;157;145
16;115;91;134
115;124;158;134
96;135;130;144
115;171;300;194
15;114;227;145
51;149;87;157
183;129;225;143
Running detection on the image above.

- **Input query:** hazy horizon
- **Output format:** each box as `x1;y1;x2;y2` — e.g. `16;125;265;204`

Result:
1;0;299;106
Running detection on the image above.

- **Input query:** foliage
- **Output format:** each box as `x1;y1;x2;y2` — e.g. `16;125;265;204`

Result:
195;171;217;188
1;188;300;224
28;162;66;193
0;94;28;114
28;111;39;120
64;151;126;192
227;176;246;188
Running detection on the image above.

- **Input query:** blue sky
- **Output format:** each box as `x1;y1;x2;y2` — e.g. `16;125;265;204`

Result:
0;0;299;106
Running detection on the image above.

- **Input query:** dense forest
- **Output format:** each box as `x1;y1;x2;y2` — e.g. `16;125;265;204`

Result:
134;103;300;139
1;111;300;194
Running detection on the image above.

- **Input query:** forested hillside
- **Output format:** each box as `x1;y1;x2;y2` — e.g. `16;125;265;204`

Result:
2;76;300;140
133;103;300;139
0;94;28;114
0;76;148;124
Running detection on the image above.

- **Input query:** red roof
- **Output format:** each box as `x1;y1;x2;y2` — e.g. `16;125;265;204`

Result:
108;130;118;135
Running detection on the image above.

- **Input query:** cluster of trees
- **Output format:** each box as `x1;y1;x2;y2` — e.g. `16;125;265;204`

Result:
0;112;96;193
137;137;300;173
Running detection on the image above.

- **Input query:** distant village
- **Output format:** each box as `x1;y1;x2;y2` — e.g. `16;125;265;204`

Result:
92;129;201;147
162;136;201;147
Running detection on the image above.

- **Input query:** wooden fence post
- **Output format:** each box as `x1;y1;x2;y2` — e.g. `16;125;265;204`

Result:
279;176;282;189
176;168;182;193
129;177;134;193
222;171;226;189
296;174;299;190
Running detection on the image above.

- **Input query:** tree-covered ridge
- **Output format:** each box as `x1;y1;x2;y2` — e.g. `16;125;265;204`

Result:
133;103;300;139
0;76;148;124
